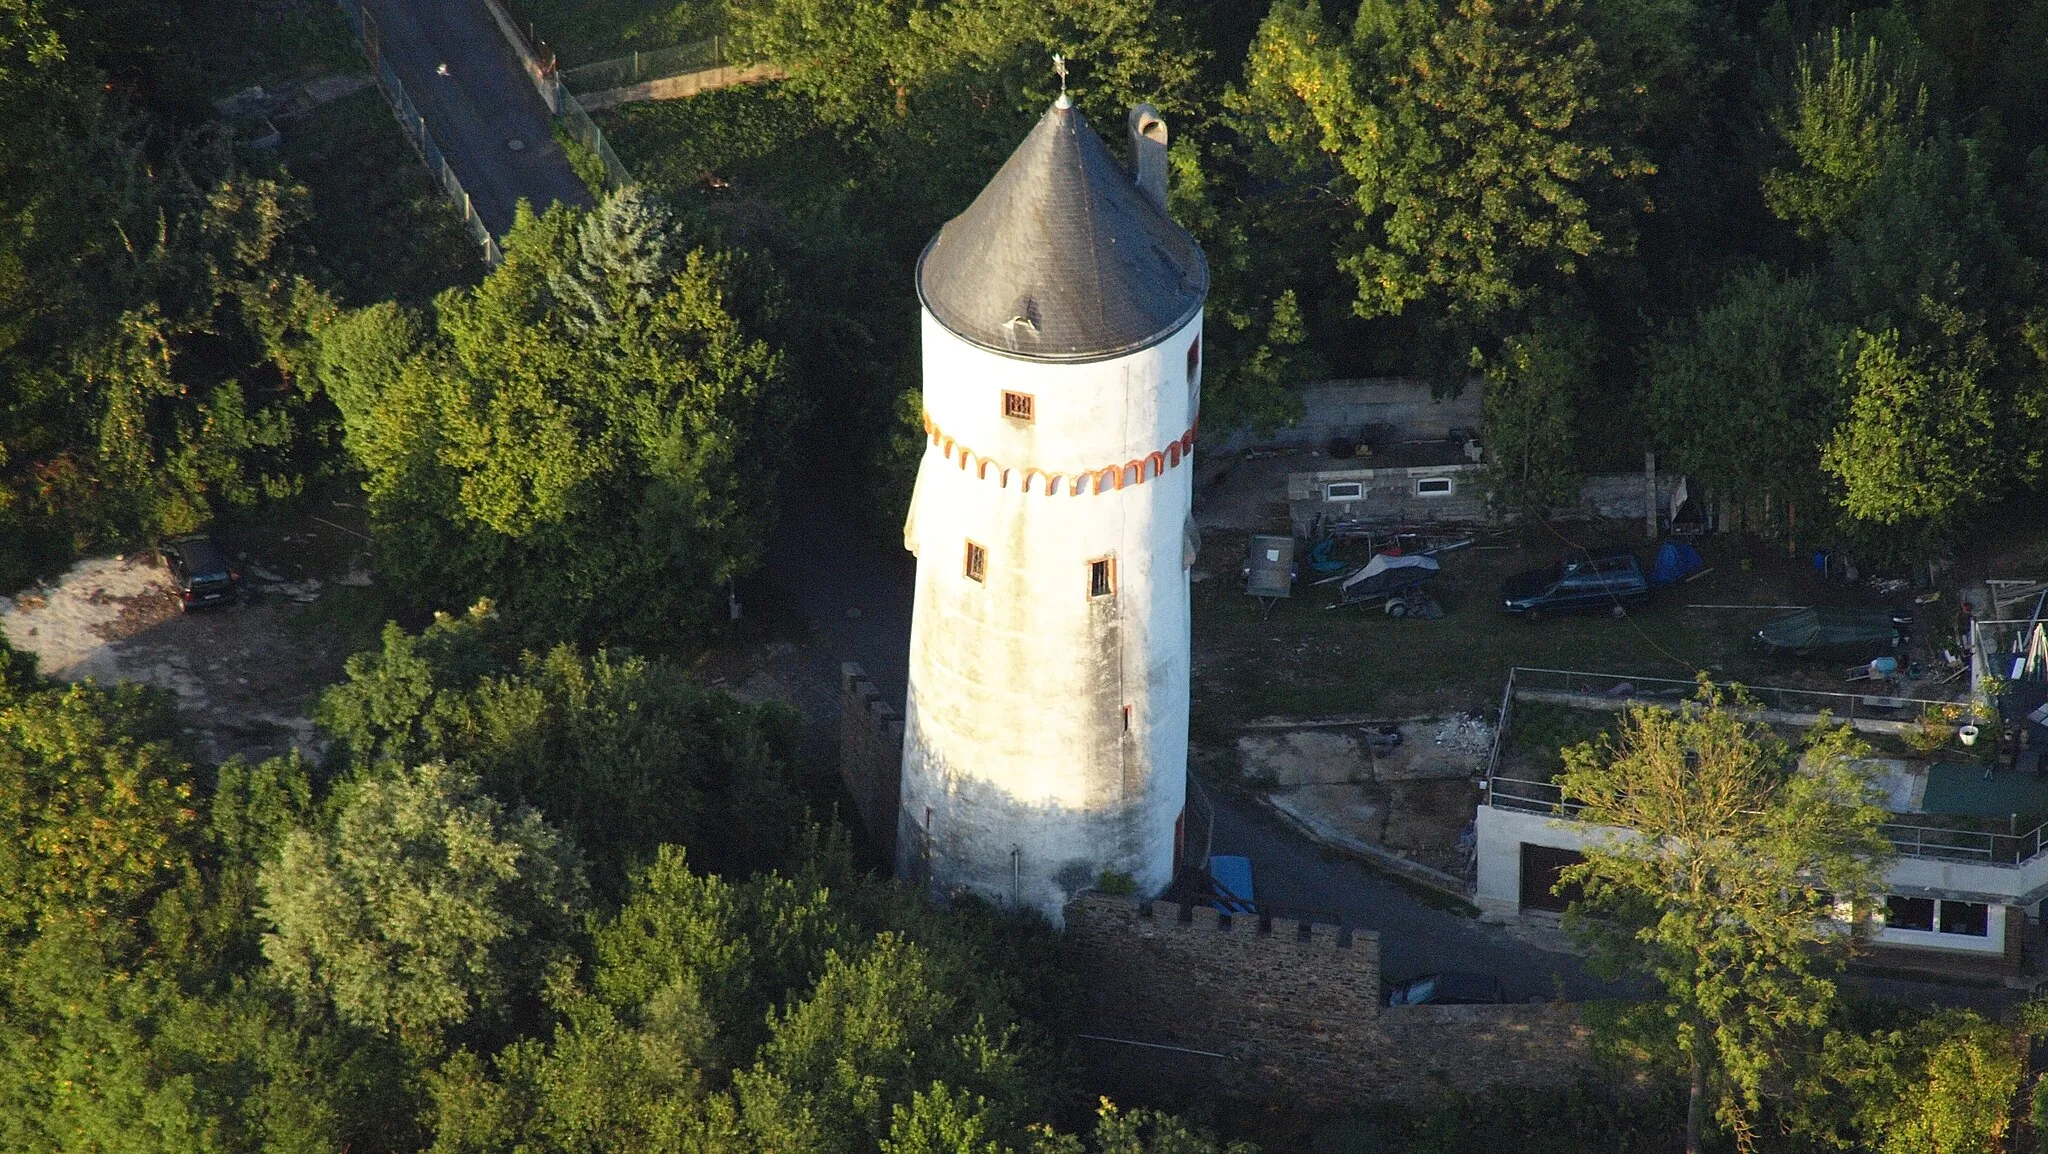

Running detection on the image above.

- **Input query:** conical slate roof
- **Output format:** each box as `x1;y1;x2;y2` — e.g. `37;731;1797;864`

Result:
916;99;1208;363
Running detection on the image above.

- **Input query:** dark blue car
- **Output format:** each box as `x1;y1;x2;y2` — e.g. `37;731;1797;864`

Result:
1501;548;1648;619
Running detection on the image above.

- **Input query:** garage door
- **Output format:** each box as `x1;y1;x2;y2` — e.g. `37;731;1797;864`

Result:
1520;843;1587;912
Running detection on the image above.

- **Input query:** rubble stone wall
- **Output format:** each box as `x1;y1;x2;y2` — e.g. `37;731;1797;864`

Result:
1064;892;1591;1105
840;663;903;861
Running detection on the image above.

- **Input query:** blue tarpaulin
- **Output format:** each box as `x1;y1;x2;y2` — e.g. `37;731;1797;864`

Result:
1210;855;1255;913
1648;540;1704;586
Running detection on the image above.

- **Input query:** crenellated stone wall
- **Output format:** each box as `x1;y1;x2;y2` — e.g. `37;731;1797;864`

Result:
1063;892;1592;1105
840;663;903;861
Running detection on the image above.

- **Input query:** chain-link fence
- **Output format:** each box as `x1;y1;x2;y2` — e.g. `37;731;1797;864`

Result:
559;37;728;95
555;86;634;190
334;0;503;265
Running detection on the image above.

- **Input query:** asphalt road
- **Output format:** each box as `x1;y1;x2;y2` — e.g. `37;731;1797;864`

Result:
362;0;591;236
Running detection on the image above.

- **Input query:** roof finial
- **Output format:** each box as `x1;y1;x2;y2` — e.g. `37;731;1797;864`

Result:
1052;53;1070;108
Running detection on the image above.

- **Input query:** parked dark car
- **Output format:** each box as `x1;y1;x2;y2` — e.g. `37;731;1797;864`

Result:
162;535;239;611
1501;548;1648;618
1385;971;1506;1006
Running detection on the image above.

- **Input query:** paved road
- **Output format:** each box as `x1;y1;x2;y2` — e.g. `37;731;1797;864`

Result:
363;0;591;236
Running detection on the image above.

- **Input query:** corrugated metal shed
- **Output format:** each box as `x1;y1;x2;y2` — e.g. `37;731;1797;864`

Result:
916;98;1208;363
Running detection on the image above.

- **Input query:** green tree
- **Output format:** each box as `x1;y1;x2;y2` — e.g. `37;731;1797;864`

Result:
320;192;791;645
1554;682;1891;1154
735;933;1027;1154
1481;307;1593;516
314;609;807;894
258;762;589;1050
1831;1009;2022;1154
0;675;197;938
1234;0;1649;335
1820;322;1997;545
1644;269;1847;539
1763;27;1926;240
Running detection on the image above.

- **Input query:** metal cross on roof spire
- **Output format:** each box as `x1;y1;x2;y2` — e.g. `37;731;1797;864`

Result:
1052;53;1068;101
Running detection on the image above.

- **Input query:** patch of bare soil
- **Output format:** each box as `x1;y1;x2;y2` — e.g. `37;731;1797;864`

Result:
1;551;363;765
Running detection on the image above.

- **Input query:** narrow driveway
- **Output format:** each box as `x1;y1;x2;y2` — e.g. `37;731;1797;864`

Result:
363;0;591;235
1207;789;1606;1000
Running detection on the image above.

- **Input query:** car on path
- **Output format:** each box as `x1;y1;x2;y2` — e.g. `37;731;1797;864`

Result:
1500;548;1648;618
1385;971;1506;1006
161;535;239;611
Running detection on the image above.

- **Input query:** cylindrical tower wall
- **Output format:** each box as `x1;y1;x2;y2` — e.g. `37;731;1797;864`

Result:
900;309;1201;922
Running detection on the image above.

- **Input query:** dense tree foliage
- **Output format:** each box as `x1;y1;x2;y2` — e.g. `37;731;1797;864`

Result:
314;603;809;895
0;1;355;586
316;189;791;643
1555;683;1893;1153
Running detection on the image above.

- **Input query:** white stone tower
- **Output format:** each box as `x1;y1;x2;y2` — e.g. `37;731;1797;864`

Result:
899;96;1207;923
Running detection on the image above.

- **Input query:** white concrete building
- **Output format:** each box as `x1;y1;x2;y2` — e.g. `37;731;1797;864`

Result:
1477;685;2035;972
897;97;1207;922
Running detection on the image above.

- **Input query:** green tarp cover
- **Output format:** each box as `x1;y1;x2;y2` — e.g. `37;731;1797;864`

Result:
1755;607;1900;652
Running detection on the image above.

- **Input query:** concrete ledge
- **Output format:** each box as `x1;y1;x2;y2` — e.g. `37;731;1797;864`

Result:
576;63;786;110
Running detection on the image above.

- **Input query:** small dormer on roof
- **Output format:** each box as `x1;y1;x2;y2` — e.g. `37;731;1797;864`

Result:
916;98;1209;363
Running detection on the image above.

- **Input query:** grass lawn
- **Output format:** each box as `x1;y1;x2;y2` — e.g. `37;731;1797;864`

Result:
1188;525;1956;749
502;0;723;66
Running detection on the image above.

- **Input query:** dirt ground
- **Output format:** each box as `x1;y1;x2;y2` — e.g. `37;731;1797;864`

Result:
0;503;389;766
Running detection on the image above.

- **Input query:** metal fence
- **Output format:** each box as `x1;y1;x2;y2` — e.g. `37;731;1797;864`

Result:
334;0;502;265
560;37;728;94
1482;666;2048;866
1506;665;1960;727
554;86;634;190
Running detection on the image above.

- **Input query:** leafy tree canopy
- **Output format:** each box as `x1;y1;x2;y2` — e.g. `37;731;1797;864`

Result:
1555;682;1891;1153
317;189;792;644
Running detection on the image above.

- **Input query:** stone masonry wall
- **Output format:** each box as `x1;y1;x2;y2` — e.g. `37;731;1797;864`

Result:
840;663;902;862
1064;892;1590;1106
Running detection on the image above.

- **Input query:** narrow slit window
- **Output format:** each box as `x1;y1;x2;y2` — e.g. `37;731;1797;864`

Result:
1002;391;1034;422
964;541;987;583
1186;335;1201;385
1089;557;1115;598
1122;704;1132;731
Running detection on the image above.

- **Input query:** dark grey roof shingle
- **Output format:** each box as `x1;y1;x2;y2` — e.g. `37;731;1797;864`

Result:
916;99;1208;363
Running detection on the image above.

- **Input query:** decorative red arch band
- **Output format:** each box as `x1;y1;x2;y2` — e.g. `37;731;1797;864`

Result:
923;412;1196;497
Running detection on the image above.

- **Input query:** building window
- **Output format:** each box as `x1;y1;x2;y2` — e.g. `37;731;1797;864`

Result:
1089;557;1115;598
1884;896;1935;932
1002;391;1034;422
1415;477;1454;497
1326;481;1364;501
963;541;987;583
1939;900;1989;937
1186;335;1201;385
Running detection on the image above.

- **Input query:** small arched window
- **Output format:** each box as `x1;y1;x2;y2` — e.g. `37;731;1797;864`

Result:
1186;335;1201;385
